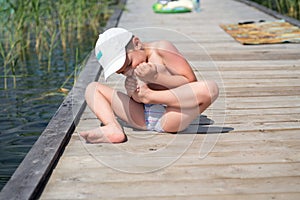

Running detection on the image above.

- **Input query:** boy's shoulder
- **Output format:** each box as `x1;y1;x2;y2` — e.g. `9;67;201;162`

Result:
151;40;174;47
150;40;179;54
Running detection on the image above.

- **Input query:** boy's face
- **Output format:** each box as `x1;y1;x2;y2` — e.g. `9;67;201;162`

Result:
116;49;146;76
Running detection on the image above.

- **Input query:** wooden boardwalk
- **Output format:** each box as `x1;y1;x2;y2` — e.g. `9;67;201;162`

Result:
41;0;300;199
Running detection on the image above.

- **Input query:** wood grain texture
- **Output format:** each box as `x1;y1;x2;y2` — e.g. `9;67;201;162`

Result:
40;0;300;199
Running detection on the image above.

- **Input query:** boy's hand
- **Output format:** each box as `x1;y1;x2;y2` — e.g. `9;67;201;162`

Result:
134;62;158;83
131;82;152;104
125;76;138;97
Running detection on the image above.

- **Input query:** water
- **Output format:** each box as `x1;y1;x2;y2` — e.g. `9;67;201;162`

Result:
0;29;97;191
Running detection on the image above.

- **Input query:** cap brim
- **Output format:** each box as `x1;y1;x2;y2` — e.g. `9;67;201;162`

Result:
103;52;126;80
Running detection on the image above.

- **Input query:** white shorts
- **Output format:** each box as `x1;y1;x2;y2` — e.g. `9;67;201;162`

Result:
144;104;166;132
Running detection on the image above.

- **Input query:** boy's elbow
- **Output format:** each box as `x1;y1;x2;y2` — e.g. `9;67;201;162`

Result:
187;76;197;83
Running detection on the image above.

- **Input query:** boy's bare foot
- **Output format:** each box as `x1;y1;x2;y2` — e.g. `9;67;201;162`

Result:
80;124;126;143
136;83;152;104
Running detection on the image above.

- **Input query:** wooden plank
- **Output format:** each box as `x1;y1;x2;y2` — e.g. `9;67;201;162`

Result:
40;0;300;199
221;89;300;97
224;113;300;122
196;65;300;72
43;193;300;200
198;71;300;79
186;52;300;61
41;162;300;180
223;81;300;87
41;147;300;169
57;138;300;160
192;61;300;77
73;127;300;142
56;130;300;162
41;177;300;199
177;43;300;50
197;66;300;72
225;98;300;108
221;107;300;116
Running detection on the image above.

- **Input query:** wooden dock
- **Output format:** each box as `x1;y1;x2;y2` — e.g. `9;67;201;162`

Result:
39;0;300;199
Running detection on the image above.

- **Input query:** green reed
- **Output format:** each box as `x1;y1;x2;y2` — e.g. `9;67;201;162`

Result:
251;0;300;20
0;0;115;90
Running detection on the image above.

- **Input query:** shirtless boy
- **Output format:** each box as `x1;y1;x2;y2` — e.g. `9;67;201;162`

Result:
80;28;219;143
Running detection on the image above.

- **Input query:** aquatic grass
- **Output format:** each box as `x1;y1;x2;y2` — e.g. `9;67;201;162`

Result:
0;37;20;89
58;48;89;95
46;27;59;72
251;0;300;20
0;0;117;90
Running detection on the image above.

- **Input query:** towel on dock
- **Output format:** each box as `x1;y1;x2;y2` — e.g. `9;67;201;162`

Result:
220;20;300;45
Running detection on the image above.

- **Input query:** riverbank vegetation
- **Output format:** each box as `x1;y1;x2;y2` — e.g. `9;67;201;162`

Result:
250;0;300;20
0;0;117;90
0;0;119;191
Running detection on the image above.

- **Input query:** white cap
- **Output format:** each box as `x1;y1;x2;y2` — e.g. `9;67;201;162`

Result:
95;28;133;80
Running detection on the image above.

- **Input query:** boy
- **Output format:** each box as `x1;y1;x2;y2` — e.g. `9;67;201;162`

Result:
80;27;219;143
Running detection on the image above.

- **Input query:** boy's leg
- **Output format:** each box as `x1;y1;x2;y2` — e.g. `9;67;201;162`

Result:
139;81;219;109
159;106;199;132
155;81;219;132
80;82;146;143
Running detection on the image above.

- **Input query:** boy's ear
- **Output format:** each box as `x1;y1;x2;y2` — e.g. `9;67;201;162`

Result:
132;36;142;50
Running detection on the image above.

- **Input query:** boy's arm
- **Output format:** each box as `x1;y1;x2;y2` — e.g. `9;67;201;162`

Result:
135;62;192;89
156;40;197;85
135;41;197;89
152;64;190;88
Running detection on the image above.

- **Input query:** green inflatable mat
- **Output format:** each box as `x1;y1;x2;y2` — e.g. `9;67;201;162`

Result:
152;2;192;13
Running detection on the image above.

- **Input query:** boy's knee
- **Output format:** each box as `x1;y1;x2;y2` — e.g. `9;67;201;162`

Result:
197;80;219;105
207;80;219;102
85;82;100;98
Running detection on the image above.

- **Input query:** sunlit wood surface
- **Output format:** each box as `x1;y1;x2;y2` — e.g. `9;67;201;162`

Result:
40;0;300;199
